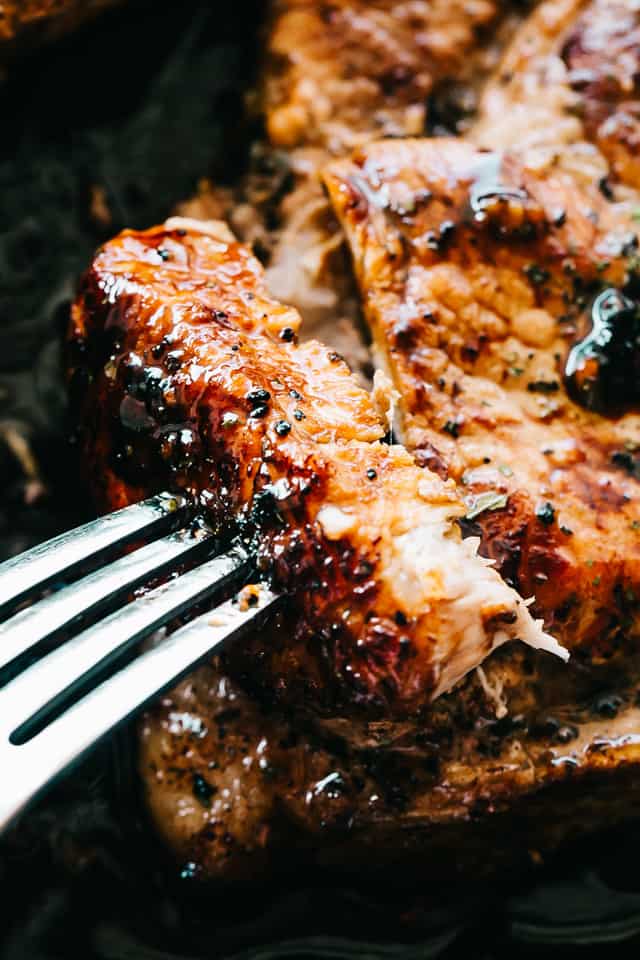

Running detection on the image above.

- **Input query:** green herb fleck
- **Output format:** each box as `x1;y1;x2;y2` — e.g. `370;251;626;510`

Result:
465;491;509;520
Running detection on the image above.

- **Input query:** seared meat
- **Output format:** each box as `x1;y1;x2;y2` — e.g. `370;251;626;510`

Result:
325;138;640;657
187;0;510;366
69;217;556;717
0;0;122;55
476;0;640;191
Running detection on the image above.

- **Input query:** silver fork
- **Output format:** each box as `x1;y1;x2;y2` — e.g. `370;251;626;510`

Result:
0;492;280;833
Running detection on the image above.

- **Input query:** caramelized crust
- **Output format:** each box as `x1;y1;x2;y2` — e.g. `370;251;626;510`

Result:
325;139;640;656
69;218;556;717
476;0;640;191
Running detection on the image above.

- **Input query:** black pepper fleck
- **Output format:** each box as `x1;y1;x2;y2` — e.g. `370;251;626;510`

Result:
275;420;291;436
553;724;579;745
192;773;216;806
527;379;559;394
593;693;623;718
246;388;271;406
536;501;556;525
524;263;550;286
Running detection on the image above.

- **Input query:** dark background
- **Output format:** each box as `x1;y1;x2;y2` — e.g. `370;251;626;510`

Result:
0;0;258;561
2;3;640;957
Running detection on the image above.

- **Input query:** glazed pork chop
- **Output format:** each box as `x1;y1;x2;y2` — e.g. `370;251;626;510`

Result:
69;217;557;717
325;138;640;658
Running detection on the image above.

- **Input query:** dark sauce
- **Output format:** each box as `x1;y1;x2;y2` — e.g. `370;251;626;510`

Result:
564;288;640;415
467;152;544;241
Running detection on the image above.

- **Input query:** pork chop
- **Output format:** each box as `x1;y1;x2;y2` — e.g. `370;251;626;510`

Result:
325;138;640;657
69;216;556;717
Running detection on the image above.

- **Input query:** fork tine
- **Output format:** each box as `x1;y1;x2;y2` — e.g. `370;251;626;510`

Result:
0;583;279;831
0;524;214;675
0;492;188;620
2;544;252;743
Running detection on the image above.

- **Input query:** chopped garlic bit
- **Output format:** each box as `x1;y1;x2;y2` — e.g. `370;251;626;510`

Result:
317;504;357;539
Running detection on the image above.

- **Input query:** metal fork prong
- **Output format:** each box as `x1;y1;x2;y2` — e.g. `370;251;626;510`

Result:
0;492;188;620
0;525;215;675
0;584;279;831
1;544;252;741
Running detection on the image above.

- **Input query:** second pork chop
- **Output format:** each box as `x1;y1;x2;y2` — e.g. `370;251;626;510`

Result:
325;138;640;657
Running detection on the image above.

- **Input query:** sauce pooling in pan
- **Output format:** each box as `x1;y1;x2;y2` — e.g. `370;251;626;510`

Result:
565;288;640;415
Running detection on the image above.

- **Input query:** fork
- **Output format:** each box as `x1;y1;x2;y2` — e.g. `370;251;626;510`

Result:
0;492;280;833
